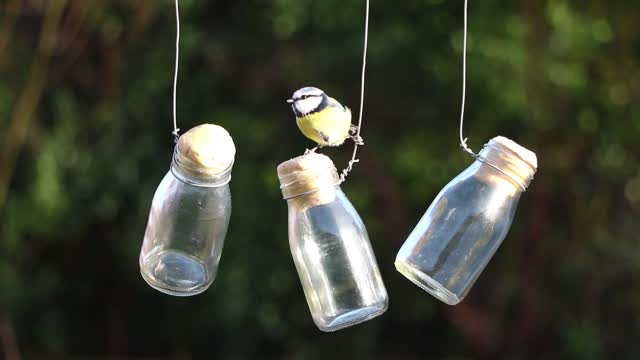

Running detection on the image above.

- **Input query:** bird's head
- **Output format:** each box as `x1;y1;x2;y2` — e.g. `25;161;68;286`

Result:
287;87;326;117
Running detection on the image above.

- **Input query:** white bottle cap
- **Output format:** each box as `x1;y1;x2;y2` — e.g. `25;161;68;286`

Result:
478;136;538;191
277;153;339;207
491;136;538;170
174;124;235;181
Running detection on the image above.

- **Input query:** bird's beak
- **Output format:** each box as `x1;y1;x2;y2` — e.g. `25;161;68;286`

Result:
286;98;294;104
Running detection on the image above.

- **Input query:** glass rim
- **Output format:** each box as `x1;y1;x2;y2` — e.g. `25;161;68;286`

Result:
171;146;233;187
278;164;340;200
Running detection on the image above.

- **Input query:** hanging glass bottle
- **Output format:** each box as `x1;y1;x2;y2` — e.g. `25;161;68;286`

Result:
277;153;388;331
395;136;537;305
140;124;235;296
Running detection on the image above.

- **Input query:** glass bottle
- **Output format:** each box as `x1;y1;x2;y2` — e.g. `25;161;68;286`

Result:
395;136;537;305
277;153;388;331
140;124;235;296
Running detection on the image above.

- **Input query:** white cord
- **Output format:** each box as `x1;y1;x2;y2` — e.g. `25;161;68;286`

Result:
458;0;476;157
172;0;181;142
339;0;369;183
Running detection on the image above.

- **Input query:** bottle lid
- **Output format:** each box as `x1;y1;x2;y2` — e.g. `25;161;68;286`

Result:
173;124;235;185
277;153;339;205
478;136;538;191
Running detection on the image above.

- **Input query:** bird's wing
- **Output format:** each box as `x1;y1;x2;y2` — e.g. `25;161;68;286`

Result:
345;106;352;123
317;130;330;144
328;97;352;125
322;102;352;146
327;97;347;111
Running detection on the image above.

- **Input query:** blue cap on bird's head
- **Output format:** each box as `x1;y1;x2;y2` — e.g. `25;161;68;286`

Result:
287;87;325;103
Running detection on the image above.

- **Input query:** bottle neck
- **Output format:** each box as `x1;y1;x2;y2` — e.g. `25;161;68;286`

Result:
279;166;340;201
475;141;536;192
171;145;232;187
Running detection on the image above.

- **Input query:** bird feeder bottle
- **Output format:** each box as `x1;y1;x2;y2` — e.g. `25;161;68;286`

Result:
277;153;388;331
140;124;235;296
395;137;537;305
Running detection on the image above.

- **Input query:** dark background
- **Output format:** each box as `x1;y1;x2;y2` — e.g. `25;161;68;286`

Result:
1;0;639;359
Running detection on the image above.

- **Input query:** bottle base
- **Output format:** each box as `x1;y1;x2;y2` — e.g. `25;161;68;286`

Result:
140;250;213;296
316;302;388;332
395;260;461;305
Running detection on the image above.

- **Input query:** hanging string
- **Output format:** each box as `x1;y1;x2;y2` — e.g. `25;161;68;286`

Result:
339;0;369;183
458;0;477;158
171;0;181;142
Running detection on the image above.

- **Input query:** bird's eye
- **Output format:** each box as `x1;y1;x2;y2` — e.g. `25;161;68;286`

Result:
301;95;308;99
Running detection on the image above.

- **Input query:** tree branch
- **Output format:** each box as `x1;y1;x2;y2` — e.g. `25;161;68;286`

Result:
0;316;20;360
0;0;68;209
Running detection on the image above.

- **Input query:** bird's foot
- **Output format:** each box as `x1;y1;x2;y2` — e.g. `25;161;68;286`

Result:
349;125;359;135
304;146;319;155
351;135;364;146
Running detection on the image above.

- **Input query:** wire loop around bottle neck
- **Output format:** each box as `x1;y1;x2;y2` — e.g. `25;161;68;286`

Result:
475;141;536;192
279;167;340;201
474;156;526;192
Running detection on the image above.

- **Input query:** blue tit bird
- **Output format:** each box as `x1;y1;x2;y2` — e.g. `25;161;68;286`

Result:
287;87;362;152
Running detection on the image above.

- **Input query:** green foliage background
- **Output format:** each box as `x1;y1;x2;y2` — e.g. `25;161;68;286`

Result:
1;0;639;358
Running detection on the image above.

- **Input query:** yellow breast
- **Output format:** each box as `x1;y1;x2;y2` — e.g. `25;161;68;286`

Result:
296;106;352;146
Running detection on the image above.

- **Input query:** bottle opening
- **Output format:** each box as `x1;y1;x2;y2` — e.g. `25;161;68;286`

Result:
172;145;233;187
171;124;236;187
477;136;537;191
277;153;339;201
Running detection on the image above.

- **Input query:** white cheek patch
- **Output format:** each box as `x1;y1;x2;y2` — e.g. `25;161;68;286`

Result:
295;97;323;115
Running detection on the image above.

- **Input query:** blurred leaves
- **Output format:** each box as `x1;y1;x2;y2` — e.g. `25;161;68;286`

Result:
0;0;639;359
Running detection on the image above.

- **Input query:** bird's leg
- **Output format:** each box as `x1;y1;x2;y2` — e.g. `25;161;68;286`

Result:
348;125;364;145
351;134;364;146
304;146;319;154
